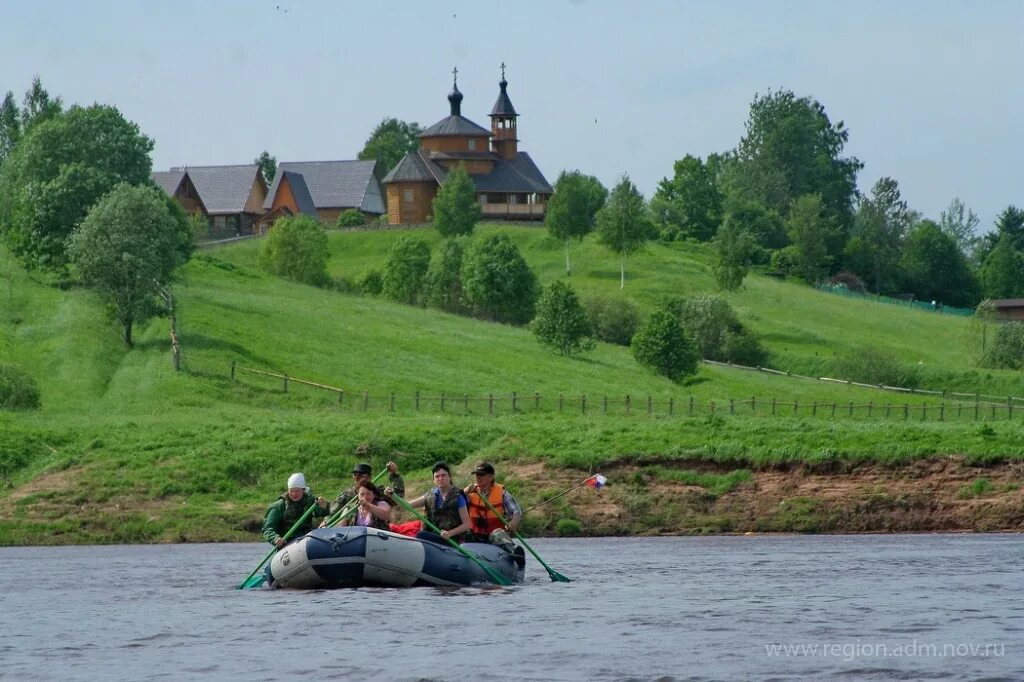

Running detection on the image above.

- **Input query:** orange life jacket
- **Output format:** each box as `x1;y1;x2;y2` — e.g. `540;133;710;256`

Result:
467;483;506;537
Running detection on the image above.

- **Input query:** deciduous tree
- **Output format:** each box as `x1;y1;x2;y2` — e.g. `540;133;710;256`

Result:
843;177;911;293
939;197;980;257
432;164;480;237
0;92;19;167
258;215;329;286
595;175;654;289
254;150;277;185
382;236;431;304
462;233;538;324
545;170;606;275
358;117;423;174
714;214;756;290
531;280;594;355
631;307;699;383
900;219;980;307
786;194;832;284
650;154;722;242
980;233;1024;299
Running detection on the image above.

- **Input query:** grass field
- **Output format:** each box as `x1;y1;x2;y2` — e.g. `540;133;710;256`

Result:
2;224;1023;544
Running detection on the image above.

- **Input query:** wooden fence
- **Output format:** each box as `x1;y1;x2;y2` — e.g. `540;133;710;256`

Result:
226;361;1024;422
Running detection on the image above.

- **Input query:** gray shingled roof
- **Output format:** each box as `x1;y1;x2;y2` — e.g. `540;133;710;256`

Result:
381;152;436;183
419;115;492;138
265;160;384;214
470;152;552;194
490;80;518;117
151;170;185;196
280;171;319;218
169;164;262;214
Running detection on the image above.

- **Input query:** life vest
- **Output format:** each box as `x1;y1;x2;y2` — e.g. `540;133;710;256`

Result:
424;487;467;537
275;492;317;536
467;483;506;538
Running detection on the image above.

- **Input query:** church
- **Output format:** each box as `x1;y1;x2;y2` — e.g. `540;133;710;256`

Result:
382;66;553;225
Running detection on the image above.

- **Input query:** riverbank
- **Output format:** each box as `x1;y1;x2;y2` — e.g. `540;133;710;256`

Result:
2;454;1021;545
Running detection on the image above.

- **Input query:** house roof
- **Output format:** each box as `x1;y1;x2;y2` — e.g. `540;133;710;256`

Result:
490;78;518;117
990;299;1024;308
381;152;437;183
264;160;385;214
280;171;319;218
383;150;551;195
419;114;492;138
151;170;186;195
168;164;263;215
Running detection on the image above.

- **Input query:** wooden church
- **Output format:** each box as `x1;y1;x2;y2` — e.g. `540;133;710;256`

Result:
382;66;553;225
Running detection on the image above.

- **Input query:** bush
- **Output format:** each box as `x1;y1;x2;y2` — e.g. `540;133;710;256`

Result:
631;308;699;382
830;347;922;388
983;321;1024;370
0;363;40;409
827;271;868;293
336;209;365;228
673;294;766;365
433;164;480;237
359;269;383;295
382;236;431;304
462;233;539;325
258;216;329;286
555;518;582;536
583;296;640;346
769;245;799;276
423;238;465;313
531;280;595;355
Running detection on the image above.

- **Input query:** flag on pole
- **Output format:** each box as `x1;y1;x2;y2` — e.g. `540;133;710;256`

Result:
585;474;607;489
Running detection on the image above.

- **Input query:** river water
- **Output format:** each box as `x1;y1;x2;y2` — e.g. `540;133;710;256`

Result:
1;534;1020;681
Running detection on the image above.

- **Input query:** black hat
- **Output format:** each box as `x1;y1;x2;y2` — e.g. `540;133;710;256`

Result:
473;462;495;475
432;461;451;474
352;462;372;475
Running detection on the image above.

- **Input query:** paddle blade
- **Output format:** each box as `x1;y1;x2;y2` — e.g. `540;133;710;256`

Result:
548;571;572;583
240;573;266;589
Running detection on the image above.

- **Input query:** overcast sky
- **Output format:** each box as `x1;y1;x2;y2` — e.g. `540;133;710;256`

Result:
3;0;1021;230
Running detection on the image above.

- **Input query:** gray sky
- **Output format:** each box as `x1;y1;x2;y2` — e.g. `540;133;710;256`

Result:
3;0;1021;230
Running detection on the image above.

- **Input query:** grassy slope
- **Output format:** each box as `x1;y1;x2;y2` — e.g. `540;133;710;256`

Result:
2;228;1023;544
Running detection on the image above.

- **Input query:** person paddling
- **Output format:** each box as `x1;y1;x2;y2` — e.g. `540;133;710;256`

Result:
261;473;329;548
339;480;391;530
390;461;472;544
464;462;522;549
325;461;404;525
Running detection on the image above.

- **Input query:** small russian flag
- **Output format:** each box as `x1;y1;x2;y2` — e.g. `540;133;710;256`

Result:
586;474;607;489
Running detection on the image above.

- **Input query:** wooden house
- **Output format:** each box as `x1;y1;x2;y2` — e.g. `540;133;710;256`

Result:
152;164;267;236
382;66;553;225
263;160;385;224
989;299;1024;321
254;170;319;233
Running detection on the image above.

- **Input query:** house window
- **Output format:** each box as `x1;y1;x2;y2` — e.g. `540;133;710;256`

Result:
403;189;414;202
214;215;226;229
468;139;476;150
479;194;487;204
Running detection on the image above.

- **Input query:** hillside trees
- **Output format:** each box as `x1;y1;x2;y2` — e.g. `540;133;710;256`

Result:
981;234;1024;299
650;154;723;242
595;175;654;289
714;213;756;290
20;76;62;131
423;237;466;313
0;92;19;167
939;197;980;257
545;170;607;275
254;150;277;185
531;280;594;355
358;118;423;174
336;208;365;227
631;307;699;383
786;194;832;284
433;164;480;237
462;233;538;324
900;220;980;307
258;215;329;286
671;294;766;366
844;177;911;294
0;104;153;269
68;184;190;347
382;236;431;304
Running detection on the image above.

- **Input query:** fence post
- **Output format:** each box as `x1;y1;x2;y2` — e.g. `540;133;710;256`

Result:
793;400;798;415
535;392;540;410
559;394;564;412
921;404;926;421
751;396;756;413
648;396;652;415
975;402;979;420
464;394;469;412
512;391;517;412
231;360;236;380
390;393;395;412
710;401;716;414
415;390;420;411
957;403;961;419
886;403;891;418
1008;397;1013;419
689;396;695;415
848;402;853;416
283;374;289;393
904;403;909;420
626;395;631;415
991;403;996;419
363;391;369;411
603;396;608;415
940;403;944;422
772;398;776;415
441;393;446;412
832;402;837;417
582;395;587;415
338;390;344;406
868;401;873;417
488;394;494;415
729;399;735;415
812;402;817;417
669;397;674;416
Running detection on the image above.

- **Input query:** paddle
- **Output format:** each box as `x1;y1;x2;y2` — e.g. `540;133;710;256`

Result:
389;492;512;587
475;491;571;583
518;474;607;516
237;497;322;589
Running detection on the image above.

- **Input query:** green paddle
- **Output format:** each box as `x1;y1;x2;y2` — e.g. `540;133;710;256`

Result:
237;497;323;589
389;493;512;587
323;469;389;527
476;492;571;583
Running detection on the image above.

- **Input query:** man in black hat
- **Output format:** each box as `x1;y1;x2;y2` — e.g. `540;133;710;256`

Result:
464;461;522;545
327;460;405;519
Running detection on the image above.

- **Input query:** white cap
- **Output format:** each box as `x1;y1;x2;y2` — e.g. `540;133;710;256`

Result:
287;473;306;490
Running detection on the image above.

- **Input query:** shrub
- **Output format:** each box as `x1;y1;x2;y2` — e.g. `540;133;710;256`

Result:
382;236;431;304
531;280;595;355
462;233;539;324
433;164;480;237
769;245;799;276
359;269;383;295
0;363;40;409
336;209;365;228
423;238;465;313
583;296;640;346
830;347;922;388
674;294;766;365
827;270;868;293
631;308;699;382
258;216;329;286
555;518;582;536
983;321;1024;370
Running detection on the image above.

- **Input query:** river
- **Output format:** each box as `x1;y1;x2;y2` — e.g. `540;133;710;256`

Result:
1;534;1020;681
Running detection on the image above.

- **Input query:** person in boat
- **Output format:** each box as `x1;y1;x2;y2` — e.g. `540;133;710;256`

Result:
262;473;330;548
465;462;523;548
396;461;473;543
338;480;391;530
326;461;405;521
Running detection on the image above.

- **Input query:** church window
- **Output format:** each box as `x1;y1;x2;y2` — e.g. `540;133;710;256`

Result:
468;139;476;150
403;189;414;202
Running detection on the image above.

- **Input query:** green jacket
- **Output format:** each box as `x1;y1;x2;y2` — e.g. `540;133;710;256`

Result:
261;492;329;545
330;472;405;516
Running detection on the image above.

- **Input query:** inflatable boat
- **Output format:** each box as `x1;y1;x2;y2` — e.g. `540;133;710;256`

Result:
264;526;526;588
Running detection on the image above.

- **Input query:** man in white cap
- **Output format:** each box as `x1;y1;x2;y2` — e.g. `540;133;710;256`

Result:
261;473;329;548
